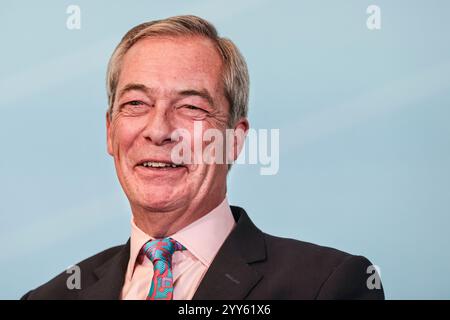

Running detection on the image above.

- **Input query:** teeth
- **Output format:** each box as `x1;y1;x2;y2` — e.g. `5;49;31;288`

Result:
142;161;179;168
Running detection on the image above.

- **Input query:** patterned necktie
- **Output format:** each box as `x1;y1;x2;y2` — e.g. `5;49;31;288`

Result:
141;237;186;300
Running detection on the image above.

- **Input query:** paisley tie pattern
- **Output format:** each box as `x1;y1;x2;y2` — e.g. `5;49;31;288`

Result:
141;237;186;300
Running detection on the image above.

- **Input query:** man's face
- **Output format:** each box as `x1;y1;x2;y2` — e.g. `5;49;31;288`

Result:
107;36;243;214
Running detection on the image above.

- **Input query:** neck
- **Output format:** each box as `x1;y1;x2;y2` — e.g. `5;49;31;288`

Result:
131;191;227;238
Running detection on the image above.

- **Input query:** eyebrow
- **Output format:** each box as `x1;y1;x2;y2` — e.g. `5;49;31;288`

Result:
117;83;152;100
117;83;216;108
178;89;215;108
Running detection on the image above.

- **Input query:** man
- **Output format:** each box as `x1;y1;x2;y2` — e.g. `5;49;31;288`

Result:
22;15;384;300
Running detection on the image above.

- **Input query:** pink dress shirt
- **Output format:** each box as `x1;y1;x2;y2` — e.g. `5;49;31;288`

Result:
120;197;236;300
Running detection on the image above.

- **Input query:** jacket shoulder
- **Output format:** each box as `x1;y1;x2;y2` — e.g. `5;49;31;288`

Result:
251;233;384;299
265;233;360;266
21;244;124;300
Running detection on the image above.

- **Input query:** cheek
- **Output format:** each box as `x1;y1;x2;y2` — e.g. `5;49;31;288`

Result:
110;118;143;154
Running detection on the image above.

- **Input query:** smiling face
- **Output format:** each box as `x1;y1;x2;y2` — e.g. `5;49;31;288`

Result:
107;36;245;221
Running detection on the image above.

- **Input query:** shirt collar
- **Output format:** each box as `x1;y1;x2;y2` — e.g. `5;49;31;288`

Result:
126;196;236;280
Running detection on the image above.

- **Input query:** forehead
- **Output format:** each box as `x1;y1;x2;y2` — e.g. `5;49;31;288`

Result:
118;36;224;94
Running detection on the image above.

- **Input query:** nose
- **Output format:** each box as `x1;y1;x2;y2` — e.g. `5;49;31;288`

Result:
142;105;174;146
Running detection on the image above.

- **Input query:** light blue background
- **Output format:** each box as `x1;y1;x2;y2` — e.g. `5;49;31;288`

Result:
1;0;449;299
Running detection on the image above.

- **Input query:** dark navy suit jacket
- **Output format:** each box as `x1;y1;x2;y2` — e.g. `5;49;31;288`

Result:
21;206;384;300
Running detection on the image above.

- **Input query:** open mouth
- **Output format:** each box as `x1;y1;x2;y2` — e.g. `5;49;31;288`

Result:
137;161;185;169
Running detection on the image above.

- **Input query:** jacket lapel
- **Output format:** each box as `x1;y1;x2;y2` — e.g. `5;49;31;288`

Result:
78;240;130;300
192;206;266;300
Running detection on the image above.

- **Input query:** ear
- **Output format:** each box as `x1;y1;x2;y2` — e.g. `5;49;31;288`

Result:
230;117;249;162
106;111;114;156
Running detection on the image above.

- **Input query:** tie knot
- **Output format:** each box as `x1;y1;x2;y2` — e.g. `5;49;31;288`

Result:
141;237;186;264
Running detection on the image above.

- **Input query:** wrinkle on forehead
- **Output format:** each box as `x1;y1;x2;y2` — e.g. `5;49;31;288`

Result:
120;36;223;87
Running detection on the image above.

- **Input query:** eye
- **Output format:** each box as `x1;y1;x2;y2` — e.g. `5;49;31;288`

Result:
183;105;206;112
127;100;144;106
118;100;149;115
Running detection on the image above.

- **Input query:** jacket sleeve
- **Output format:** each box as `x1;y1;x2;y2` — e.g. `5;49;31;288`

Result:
315;255;385;300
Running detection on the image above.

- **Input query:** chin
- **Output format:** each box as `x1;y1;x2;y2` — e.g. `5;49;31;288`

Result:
135;189;188;213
